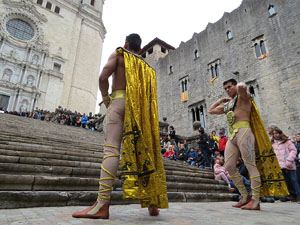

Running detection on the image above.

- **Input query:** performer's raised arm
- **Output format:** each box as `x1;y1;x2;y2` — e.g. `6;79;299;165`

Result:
208;98;230;115
237;82;251;100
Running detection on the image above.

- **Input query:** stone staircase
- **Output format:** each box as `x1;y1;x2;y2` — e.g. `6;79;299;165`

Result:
0;113;237;209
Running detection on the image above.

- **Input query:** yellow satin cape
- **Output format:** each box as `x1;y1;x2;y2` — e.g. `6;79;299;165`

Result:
250;99;289;197
117;47;168;208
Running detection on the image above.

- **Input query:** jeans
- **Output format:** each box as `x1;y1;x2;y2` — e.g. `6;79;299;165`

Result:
296;165;300;186
198;165;205;169
282;169;300;198
187;159;195;165
202;149;210;167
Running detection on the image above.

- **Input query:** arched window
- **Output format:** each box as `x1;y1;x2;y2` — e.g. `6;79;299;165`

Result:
199;105;205;128
181;80;185;92
2;68;12;81
227;31;233;40
195;107;200;121
169;65;173;74
254;43;261;57
211;65;215;78
260;41;267;55
194;50;199;59
249;85;255;96
91;0;95;6
268;5;276;16
37;0;43;5
26;75;35;86
184;79;187;91
191;108;195;122
215;64;219;76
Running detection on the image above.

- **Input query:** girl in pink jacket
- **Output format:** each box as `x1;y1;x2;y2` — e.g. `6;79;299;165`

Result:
272;127;300;203
214;156;234;191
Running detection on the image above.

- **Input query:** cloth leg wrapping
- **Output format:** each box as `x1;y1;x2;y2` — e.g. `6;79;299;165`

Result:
236;127;261;200
98;98;125;201
225;140;248;195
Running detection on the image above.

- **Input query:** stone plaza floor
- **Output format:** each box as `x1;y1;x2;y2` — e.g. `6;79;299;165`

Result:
0;201;299;225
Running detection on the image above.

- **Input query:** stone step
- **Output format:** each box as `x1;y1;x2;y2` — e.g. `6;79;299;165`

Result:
0;191;238;209
0;163;219;185
0;174;227;192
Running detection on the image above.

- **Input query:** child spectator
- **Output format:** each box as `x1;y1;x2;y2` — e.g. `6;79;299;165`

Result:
177;144;186;161
214;156;234;191
211;130;219;148
195;149;205;168
163;145;176;160
187;147;197;165
272;127;300;203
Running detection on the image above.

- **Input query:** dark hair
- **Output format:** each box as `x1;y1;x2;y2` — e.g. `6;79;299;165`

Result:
198;127;204;133
223;78;237;86
170;126;174;130
271;127;288;143
126;33;141;52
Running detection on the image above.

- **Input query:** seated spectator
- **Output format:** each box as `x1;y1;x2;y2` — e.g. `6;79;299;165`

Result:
163;145;176;160
195;149;205;168
214;156;234;191
177;144;186;161
187;147;197;165
161;136;170;155
272;127;300;203
183;139;190;161
81;113;88;128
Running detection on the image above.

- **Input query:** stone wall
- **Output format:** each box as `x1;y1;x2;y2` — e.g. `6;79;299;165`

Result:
155;0;300;138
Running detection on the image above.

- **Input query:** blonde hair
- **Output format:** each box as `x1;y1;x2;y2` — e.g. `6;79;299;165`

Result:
216;156;224;166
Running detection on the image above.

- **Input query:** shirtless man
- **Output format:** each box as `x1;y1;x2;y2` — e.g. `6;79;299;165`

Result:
208;78;261;210
72;34;159;219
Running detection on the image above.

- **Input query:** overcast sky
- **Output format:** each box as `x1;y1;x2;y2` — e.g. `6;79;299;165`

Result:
95;0;243;112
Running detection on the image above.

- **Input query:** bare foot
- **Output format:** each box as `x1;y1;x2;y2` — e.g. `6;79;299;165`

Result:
148;208;159;216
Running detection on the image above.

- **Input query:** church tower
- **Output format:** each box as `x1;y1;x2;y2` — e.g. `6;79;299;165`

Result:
0;0;106;113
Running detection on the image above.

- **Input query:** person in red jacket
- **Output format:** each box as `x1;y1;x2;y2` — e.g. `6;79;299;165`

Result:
218;130;228;157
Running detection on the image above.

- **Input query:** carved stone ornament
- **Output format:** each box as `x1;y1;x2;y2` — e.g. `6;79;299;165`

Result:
3;0;47;22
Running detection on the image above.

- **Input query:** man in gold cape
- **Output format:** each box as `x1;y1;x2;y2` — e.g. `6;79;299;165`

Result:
209;78;288;210
72;34;168;220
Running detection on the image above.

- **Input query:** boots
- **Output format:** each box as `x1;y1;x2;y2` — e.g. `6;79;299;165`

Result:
232;195;252;208
72;201;110;219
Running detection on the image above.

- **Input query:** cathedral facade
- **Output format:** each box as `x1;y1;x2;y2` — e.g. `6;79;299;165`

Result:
0;0;105;113
143;0;300;137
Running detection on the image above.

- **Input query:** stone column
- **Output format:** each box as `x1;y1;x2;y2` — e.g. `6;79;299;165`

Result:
14;90;23;112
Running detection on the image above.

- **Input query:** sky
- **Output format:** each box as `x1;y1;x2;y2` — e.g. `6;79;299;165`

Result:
95;0;243;112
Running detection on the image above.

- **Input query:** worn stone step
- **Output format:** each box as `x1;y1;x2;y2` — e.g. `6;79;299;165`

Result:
0;191;238;209
0;174;227;192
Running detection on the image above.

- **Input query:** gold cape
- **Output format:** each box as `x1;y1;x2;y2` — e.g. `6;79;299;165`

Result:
117;47;169;208
250;99;289;197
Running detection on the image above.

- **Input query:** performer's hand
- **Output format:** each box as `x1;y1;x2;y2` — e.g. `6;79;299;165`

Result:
103;96;111;108
218;98;231;105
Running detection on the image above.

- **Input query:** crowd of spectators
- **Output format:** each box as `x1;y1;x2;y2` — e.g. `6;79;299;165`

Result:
0;106;103;131
161;124;300;201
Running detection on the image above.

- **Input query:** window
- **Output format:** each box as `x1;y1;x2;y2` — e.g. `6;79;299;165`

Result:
227;31;233;40
254;40;267;59
190;103;206;128
180;77;188;102
91;0;95;6
46;2;52;10
161;47;166;53
215;64;219;76
53;63;61;72
37;0;43;5
169;65;173;74
148;48;153;54
2;68;12;82
210;65;215;78
268;5;276;16
194;50;199;59
54;6;60;14
6;19;35;41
